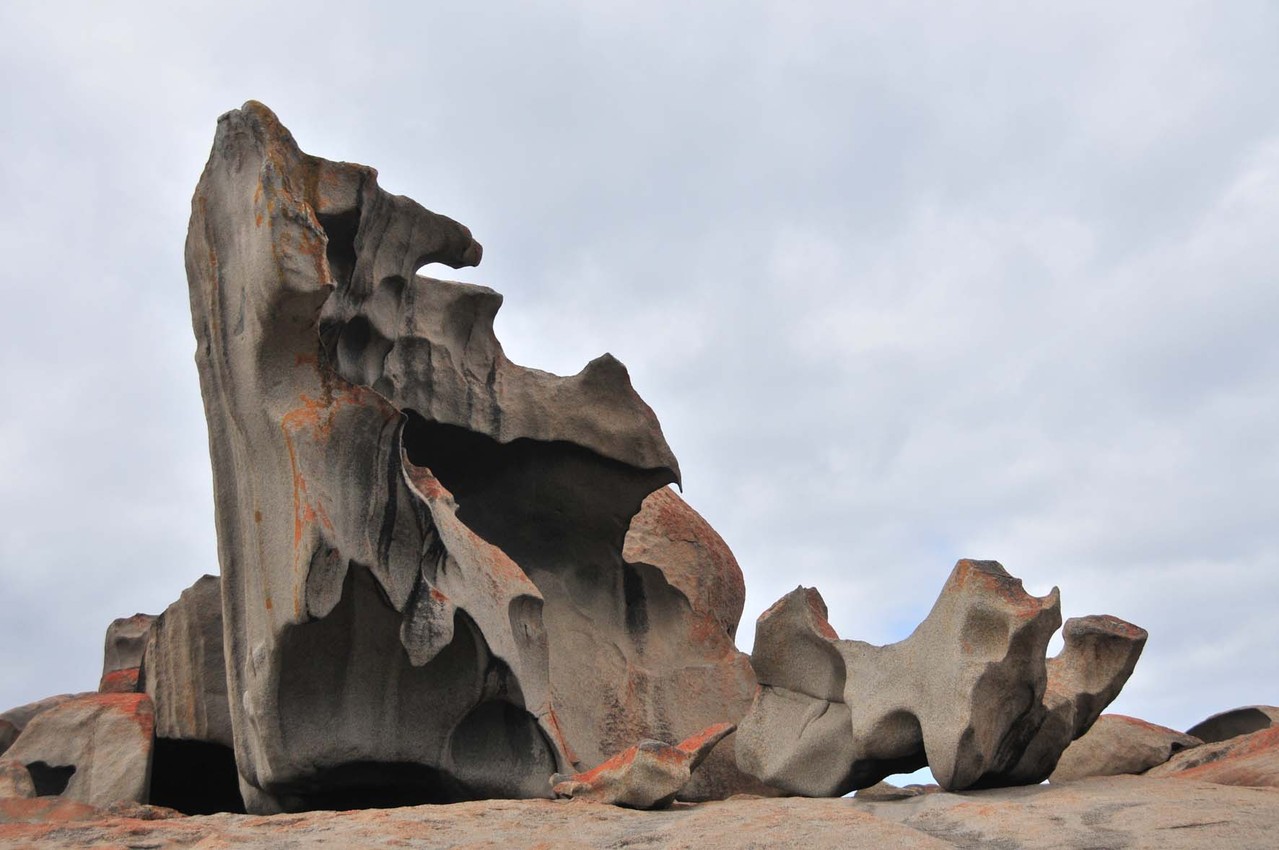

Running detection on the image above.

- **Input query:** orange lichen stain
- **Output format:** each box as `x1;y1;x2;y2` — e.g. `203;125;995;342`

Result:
264;596;273;611
295;353;318;367
544;708;580;766
675;722;735;756
254;510;262;524
255;212;263;227
98;668;140;694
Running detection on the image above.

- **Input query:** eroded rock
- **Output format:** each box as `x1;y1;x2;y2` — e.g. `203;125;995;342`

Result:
1145;726;1279;787
99;614;154;693
186;101;756;812
1185;705;1279;744
0;760;34;799
3;693;154;807
552;722;735;809
1050;714;1201;782
738;561;1147;795
0;694;89;757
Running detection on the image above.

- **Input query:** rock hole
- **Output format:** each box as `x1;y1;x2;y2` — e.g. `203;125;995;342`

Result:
25;761;75;796
316;209;360;291
149;738;246;815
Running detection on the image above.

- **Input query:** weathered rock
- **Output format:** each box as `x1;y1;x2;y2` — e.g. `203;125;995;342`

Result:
1145;725;1279;787
1050;714;1202;782
737;561;1063;794
552;722;734;809
854;781;941;801
1185;705;1279;744
187;101;756;812
99;614;154;694
975;614;1147;786
0;760;35;799
3;776;1278;849
3;693;154;806
141;575;232;748
0;694;88;757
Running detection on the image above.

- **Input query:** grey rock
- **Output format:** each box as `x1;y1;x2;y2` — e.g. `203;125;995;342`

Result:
1050;714;1202;782
0;694;89;757
551;722;735;809
1186;705;1279;744
737;561;1063;794
976;614;1147;786
0;760;35;799
100;614;154;689
141;575;232;747
854;781;940;801
3;693;154;806
186;101;756;812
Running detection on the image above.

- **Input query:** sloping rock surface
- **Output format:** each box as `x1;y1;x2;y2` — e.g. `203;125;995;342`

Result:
2;777;1276;849
0;694;89;757
1145;725;1279;787
186;101;755;812
1051;714;1202;782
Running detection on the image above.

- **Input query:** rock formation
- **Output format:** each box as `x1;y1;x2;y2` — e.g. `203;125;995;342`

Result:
1;694;154;807
1145;725;1279;787
99;614;154;694
0;694;88;757
551;722;735;809
0;761;34;799
736;560;1144;795
184;101;755;812
1185;705;1279;744
1050;714;1202;782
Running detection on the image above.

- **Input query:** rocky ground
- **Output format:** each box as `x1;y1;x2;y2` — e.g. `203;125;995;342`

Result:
0;774;1275;849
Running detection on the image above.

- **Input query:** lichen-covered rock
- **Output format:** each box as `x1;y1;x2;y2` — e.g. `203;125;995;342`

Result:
975;614;1147;786
141;575;231;748
0;760;35;799
99;614;154;694
2;693;154;807
552;722;735;809
1185;705;1279;744
187;101;757;812
1145;726;1279;787
1050;714;1201;782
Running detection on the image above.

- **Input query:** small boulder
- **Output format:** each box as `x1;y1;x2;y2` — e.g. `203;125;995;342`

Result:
0;760;35;798
552;723;735;809
1145;725;1279;787
1050;714;1202;782
3;693;155;806
1185;705;1279;744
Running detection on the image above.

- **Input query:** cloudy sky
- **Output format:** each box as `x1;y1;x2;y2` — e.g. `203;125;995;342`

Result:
2;0;1276;759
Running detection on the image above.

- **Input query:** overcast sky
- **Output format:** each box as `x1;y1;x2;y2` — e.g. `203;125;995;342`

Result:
2;1;1276;753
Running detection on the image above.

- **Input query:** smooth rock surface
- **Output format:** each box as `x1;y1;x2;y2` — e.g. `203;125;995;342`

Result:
0;694;88;757
141;575;232;748
737;561;1063;794
1185;704;1279;744
3;693;154;806
186;101;756;812
1;776;1276;849
1145;725;1279;787
552;722;734;809
100;614;154;693
1051;714;1202;782
0;760;34;799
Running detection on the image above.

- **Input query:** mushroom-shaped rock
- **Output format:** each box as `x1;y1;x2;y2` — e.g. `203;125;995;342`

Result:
1185;706;1279;744
737;560;1063;794
186;101;757;812
0;760;35;799
975;614;1147;786
1050;715;1202;782
3;694;154;807
552;723;735;809
99;614;154;693
1145;726;1279;787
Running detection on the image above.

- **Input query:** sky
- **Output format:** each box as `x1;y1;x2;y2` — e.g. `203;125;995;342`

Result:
1;0;1276;762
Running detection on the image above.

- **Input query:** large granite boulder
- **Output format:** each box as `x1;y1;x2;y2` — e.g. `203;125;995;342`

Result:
186;101;756;812
2;694;154;807
0;694;89;757
1185;705;1279;744
1050;714;1202;782
736;560;1145;794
